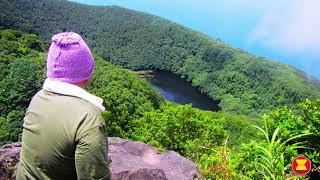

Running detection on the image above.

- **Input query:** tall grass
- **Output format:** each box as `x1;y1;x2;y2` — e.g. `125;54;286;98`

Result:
252;124;311;179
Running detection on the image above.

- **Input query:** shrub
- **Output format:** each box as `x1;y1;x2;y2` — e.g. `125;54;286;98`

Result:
234;122;311;179
130;102;226;157
264;99;320;177
88;57;163;137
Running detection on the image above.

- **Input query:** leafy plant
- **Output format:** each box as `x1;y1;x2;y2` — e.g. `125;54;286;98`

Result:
198;136;232;179
264;99;320;177
130;103;226;156
235;122;311;179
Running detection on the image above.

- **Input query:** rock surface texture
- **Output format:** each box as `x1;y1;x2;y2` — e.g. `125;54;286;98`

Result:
0;137;200;179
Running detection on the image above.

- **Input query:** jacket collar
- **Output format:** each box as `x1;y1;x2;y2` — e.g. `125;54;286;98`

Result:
43;78;105;112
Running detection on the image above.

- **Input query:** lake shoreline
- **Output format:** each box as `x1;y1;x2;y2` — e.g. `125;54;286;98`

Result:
135;70;220;111
135;70;155;80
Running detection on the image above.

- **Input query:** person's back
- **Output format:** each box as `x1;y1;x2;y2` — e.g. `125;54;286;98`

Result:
16;32;111;179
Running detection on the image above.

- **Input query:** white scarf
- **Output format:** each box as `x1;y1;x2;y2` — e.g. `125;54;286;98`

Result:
43;79;105;112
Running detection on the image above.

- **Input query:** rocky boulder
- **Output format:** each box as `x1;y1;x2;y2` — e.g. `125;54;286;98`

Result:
0;137;201;179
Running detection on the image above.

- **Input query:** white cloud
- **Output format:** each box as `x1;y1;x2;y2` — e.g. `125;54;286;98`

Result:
249;0;320;58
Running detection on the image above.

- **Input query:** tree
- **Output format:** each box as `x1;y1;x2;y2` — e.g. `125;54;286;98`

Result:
0;59;38;116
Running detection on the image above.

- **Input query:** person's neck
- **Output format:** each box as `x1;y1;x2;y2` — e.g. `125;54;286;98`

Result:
72;81;88;89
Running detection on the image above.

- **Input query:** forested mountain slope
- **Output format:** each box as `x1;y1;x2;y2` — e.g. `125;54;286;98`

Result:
0;30;261;178
0;29;163;143
1;0;319;115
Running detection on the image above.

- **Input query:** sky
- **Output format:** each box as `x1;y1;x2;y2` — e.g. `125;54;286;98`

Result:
69;0;320;78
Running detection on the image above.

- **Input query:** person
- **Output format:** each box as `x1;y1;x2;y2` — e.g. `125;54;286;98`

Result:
16;32;111;179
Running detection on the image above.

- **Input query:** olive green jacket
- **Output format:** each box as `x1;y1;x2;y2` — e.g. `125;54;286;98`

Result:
16;89;110;180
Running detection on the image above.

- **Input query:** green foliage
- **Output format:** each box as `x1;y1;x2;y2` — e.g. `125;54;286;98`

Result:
0;59;38;116
197;137;232;179
0;110;25;144
263;99;320;177
233;126;310;179
232;99;320;179
221;113;260;147
1;0;319;116
88;57;163;137
0;29;163;145
0;29;319;179
0;30;47;145
129;102;263;179
130;102;226;157
17;34;46;54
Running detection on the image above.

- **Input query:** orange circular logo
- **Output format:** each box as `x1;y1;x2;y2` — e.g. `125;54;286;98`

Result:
292;155;311;175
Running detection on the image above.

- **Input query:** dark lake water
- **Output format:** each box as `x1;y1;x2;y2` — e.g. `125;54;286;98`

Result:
148;71;220;111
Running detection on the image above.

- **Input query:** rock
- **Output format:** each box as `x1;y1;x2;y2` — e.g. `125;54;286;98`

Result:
0;142;21;179
0;137;201;179
113;168;167;180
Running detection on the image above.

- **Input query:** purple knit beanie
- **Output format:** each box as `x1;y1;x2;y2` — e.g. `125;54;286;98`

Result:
47;32;94;83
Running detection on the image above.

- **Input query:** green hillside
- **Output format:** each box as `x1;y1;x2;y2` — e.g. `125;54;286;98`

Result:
0;29;163;142
1;0;319;116
0;29;319;179
0;30;258;178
